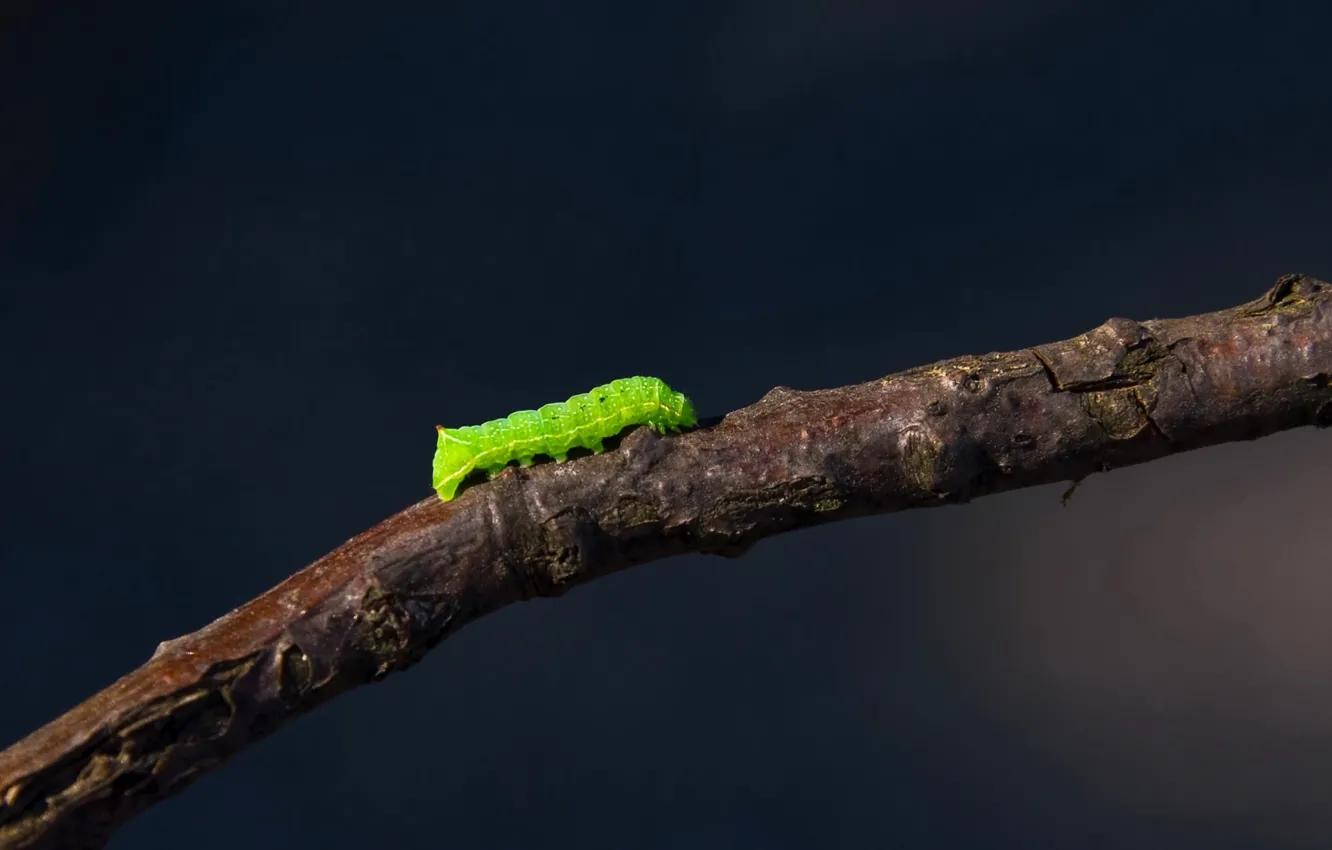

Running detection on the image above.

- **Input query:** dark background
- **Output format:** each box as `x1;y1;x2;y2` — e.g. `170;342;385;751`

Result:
4;1;1332;847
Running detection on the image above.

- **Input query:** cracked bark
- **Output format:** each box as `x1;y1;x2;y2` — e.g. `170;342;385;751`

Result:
3;273;1332;850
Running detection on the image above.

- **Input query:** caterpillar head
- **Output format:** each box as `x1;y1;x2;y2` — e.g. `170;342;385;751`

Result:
432;425;481;499
674;391;698;430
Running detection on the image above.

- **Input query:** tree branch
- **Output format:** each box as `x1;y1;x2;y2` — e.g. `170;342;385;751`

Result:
4;273;1331;850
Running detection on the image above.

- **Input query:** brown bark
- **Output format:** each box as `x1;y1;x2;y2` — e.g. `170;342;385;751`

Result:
3;273;1331;850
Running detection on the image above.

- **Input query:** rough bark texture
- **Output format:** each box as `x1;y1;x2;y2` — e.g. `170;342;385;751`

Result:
3;274;1331;850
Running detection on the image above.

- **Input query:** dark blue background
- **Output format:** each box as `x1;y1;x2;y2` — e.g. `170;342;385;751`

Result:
4;2;1332;847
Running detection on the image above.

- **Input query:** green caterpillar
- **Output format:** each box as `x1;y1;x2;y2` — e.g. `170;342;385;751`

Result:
431;375;697;502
